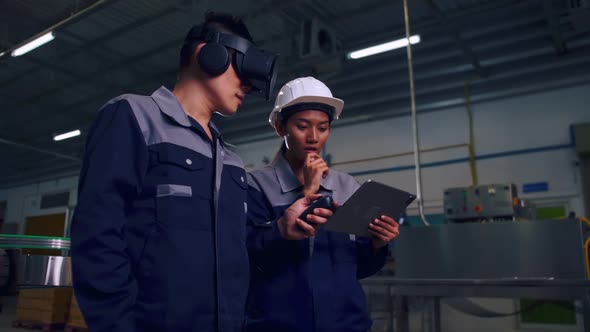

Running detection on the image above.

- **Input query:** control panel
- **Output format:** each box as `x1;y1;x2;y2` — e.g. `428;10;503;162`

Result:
444;184;517;221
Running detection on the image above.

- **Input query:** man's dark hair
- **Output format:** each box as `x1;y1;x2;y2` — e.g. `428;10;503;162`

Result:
179;11;254;70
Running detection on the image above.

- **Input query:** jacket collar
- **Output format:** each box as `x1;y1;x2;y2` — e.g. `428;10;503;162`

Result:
152;85;223;141
272;149;335;193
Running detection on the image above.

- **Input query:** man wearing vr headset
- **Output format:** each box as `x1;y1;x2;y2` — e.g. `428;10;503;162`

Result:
245;77;400;332
71;12;277;332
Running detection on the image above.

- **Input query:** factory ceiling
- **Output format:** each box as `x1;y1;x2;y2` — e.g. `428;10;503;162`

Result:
0;0;589;187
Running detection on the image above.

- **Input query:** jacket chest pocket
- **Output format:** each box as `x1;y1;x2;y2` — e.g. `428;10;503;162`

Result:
228;166;248;194
222;166;249;235
153;146;213;230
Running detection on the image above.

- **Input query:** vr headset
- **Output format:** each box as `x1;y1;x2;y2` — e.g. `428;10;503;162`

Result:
184;25;278;100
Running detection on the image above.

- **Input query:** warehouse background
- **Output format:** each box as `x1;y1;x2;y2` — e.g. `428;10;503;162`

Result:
1;0;590;331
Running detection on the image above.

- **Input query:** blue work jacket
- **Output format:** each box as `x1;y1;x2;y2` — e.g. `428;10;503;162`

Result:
245;152;387;332
71;86;249;332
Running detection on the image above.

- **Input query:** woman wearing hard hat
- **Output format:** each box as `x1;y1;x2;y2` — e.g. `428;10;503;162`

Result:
244;77;400;332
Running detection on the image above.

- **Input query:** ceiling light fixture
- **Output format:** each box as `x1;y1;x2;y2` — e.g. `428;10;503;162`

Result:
54;129;81;141
347;35;421;60
11;31;55;57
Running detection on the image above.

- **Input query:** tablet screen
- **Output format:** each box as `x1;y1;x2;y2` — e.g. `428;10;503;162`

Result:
324;180;416;236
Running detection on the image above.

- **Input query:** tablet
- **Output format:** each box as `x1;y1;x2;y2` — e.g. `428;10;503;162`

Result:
324;180;416;237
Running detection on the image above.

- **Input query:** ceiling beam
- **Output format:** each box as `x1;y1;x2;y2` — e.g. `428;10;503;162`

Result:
22;55;131;91
423;0;489;78
56;30;150;82
0;136;81;162
0;36;182;128
543;0;567;54
0;0;113;64
0;3;180;90
16;14;552;134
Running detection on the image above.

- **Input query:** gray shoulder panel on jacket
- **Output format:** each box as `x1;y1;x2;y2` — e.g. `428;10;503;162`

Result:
328;169;360;203
248;167;301;207
222;148;245;169
108;94;212;158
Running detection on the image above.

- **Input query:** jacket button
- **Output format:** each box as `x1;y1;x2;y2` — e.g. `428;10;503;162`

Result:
240;176;245;182
185;159;192;165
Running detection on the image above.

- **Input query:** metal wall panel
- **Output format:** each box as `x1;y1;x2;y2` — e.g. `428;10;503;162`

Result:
393;220;587;279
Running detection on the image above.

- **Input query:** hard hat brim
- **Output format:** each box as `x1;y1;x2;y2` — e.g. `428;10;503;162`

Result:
269;95;344;128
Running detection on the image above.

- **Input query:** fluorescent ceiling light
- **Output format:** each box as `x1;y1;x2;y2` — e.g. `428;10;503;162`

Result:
0;51;5;57
54;129;81;141
11;32;55;57
347;35;421;60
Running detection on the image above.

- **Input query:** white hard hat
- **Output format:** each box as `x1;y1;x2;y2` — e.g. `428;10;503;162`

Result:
269;76;344;129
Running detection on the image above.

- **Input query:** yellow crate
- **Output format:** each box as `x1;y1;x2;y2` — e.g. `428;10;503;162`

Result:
67;293;87;328
16;307;68;324
16;287;72;324
16;308;37;321
19;287;72;300
39;309;68;324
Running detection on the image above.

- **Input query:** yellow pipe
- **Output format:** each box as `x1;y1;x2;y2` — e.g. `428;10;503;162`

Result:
585;237;590;280
464;78;479;186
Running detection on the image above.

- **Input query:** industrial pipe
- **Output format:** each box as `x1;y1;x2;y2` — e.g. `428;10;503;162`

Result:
403;0;430;226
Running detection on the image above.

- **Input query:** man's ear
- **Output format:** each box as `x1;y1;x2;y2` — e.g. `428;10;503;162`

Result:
275;119;287;137
192;43;206;66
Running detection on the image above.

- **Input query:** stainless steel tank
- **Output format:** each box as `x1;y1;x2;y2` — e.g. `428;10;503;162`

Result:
0;234;71;287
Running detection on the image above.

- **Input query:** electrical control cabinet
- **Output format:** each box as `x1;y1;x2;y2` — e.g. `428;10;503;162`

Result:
444;184;517;221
